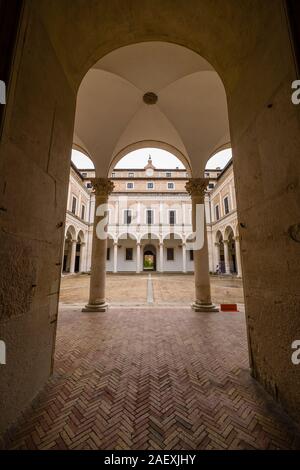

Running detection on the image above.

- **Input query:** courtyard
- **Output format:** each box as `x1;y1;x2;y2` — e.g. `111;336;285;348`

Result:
59;274;245;308
2;275;300;450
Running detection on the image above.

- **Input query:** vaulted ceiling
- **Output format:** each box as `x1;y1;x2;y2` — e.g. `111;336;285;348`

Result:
74;42;230;176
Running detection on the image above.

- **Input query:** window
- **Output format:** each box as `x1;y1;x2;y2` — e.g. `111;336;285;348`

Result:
107;248;110;261
224;196;230;215
81;172;87;177
166;172;172;177
146;209;153;225
128;172;134;178
169;210;176;225
126;248;133;261
86;182;92;189
205;172;209;177
127;182;134;189
71;196;77;215
208;183;214;189
111;172;116;178
124;209;132;225
81;204;85;220
215;204;220;221
147;182;154;190
167;182;174;190
189;250;194;261
167;248;174;261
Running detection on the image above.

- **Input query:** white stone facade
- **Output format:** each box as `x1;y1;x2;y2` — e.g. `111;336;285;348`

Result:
63;159;242;276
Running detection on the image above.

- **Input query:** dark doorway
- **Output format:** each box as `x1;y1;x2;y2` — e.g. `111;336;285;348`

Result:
143;245;156;271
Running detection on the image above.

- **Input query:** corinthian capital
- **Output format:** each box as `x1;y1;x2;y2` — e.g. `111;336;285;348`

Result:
90;178;115;197
185;178;208;198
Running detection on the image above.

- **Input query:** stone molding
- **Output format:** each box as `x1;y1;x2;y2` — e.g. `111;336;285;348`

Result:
90;178;115;197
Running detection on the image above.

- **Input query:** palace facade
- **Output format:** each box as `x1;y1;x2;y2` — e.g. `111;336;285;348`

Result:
64;156;242;277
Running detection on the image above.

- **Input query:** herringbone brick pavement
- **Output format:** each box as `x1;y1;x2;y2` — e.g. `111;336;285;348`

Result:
2;306;300;450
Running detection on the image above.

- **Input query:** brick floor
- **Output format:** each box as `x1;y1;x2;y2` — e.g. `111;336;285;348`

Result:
2;305;300;450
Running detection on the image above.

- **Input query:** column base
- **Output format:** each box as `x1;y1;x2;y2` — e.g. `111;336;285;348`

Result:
82;302;108;312
192;301;219;312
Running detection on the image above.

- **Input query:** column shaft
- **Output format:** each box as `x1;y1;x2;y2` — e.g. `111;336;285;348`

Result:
182;243;187;273
113;242;118;273
136;243;141;273
235;236;243;277
224;240;231;274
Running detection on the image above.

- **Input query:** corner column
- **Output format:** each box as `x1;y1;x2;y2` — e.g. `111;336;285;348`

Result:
82;178;114;312
186;178;218;312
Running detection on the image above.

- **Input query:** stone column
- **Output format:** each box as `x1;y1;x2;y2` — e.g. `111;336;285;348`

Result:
136;242;141;273
234;236;242;277
69;239;77;274
182;242;187;273
185;178;218;312
113;242;118;273
79;242;86;272
83;178;114;312
224;240;231;274
159;242;164;272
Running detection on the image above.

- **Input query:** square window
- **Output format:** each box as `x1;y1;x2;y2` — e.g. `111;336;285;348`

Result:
127;182;134;189
166;172;172;177
167;182;174;189
126;248;133;261
128;172;134;177
147;182;154;189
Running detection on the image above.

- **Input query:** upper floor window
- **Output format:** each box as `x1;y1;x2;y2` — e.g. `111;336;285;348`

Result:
146;209;154;225
147;182;154;190
189;250;194;261
127;182;134;189
215;204;220;221
106;248;110;261
205;172;209;177
169;210;176;225
128;172;134;178
111;172;116;178
81;204;85;220
224;196;230;215
125;248;133;261
81;172;87;177
86;182;92;189
208;183;214;189
124;209;132;225
166;172;172;178
71;196;77;215
167;182;174;190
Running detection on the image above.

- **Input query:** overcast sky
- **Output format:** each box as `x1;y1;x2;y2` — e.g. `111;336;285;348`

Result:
71;147;232;170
